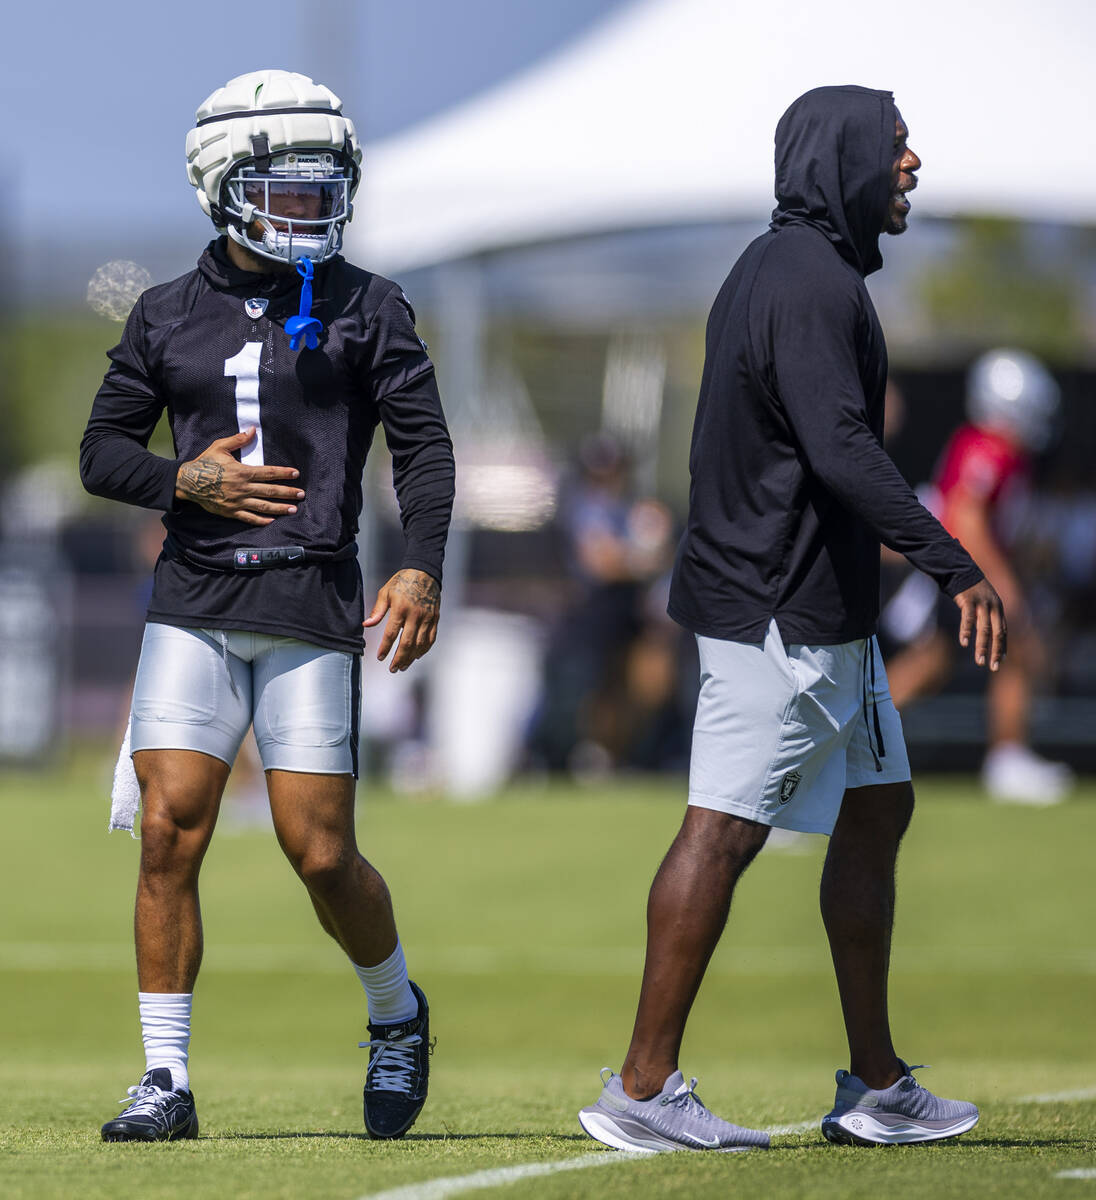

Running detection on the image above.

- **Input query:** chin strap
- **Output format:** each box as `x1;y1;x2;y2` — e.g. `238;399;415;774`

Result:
285;256;323;351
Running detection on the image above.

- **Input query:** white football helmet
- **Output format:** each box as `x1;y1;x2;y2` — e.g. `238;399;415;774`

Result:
966;348;1061;453
186;70;362;264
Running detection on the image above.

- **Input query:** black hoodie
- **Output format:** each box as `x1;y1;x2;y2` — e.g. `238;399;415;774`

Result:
80;238;455;653
668;85;983;645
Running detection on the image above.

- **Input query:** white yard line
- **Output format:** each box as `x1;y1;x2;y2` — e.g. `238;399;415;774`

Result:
357;1152;646;1200
765;1120;817;1135
1055;1169;1096;1179
358;1117;821;1199
358;1121;811;1199
1019;1087;1096;1103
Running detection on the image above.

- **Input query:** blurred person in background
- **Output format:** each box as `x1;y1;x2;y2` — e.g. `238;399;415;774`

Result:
580;86;1004;1154
79;71;453;1143
527;434;677;775
883;349;1072;804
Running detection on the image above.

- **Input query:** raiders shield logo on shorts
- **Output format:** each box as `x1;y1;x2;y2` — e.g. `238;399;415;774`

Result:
779;770;802;805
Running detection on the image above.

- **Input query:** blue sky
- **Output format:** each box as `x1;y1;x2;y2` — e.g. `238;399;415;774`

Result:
4;0;626;298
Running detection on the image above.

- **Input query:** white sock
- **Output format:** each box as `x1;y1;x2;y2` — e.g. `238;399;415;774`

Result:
139;991;192;1092
352;941;417;1025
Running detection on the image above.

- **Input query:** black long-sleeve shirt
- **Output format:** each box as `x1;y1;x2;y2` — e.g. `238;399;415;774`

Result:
81;239;455;654
668;86;982;644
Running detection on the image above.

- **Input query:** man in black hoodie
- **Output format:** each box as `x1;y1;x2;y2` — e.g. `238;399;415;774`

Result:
579;86;1003;1152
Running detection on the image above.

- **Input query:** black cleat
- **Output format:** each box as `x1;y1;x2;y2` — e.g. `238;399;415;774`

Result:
101;1068;199;1142
361;980;432;1139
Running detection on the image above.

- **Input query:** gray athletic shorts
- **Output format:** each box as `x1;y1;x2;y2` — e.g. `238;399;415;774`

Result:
130;623;361;776
688;618;911;834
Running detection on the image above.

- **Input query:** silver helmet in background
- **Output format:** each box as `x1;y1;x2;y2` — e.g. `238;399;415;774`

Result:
966;348;1062;453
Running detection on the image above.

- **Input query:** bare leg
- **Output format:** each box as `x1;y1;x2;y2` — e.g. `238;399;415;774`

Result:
885;632;952;712
986;626;1043;747
267;770;398;967
620;806;769;1099
820;780;914;1089
133;749;229;992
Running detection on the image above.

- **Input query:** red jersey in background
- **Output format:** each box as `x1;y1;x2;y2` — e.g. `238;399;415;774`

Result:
934;424;1030;548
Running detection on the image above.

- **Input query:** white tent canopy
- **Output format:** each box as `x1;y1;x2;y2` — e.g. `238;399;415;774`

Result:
348;0;1095;274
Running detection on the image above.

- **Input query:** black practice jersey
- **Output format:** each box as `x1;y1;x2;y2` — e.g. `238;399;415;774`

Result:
80;239;455;653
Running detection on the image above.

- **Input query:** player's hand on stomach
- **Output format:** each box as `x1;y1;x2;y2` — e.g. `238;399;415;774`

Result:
953;578;1007;672
364;569;441;673
175;428;304;526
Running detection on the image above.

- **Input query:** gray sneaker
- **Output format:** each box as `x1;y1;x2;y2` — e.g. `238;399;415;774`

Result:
578;1068;770;1153
821;1061;979;1145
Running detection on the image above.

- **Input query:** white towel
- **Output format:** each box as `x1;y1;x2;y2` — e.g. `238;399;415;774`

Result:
109;719;141;836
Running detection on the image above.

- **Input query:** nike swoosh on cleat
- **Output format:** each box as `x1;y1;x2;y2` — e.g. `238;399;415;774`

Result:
680;1134;721;1147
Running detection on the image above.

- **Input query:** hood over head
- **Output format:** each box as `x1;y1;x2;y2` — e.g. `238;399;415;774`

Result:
771;85;897;277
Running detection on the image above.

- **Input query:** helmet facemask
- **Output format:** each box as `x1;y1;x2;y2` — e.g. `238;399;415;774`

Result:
223;148;356;265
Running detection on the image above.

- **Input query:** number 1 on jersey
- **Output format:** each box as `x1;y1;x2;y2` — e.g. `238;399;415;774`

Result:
225;342;264;465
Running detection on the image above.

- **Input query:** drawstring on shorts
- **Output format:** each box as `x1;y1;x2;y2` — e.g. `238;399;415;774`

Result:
861;636;886;772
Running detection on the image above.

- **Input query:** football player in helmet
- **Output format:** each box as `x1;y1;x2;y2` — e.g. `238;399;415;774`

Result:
187;73;360;269
884;349;1072;803
82;71;453;1141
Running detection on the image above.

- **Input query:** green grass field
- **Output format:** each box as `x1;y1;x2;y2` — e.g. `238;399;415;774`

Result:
2;752;1094;1198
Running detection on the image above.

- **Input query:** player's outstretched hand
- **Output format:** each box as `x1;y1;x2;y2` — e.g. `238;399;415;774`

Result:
953;578;1007;671
175;429;304;526
364;569;441;673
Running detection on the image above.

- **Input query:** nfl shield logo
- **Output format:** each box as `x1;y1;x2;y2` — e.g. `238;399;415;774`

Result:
779;770;802;805
245;297;268;320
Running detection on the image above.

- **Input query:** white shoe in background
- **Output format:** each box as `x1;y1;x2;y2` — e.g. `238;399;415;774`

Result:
982;741;1073;806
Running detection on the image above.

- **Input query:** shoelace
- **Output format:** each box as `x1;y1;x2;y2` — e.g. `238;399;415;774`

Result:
117;1082;172;1117
659;1077;711;1120
359;1034;423;1094
902;1064;928;1091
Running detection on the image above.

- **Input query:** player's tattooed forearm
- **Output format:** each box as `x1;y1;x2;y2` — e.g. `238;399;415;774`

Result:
391;570;441;613
179;457;226;500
